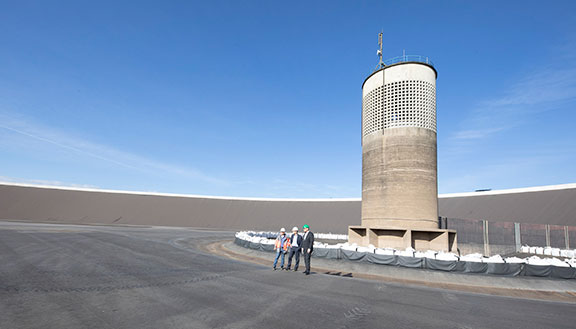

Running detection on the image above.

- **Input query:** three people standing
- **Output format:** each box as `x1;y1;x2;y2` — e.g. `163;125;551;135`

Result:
275;225;313;275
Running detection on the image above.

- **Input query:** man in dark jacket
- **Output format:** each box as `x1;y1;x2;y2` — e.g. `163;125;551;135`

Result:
286;226;303;271
301;224;315;275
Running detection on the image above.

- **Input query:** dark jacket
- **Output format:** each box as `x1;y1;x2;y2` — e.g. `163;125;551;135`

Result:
301;231;315;252
290;233;303;249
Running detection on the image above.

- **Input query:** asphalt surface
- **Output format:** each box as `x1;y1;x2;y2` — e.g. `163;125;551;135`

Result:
1;221;574;329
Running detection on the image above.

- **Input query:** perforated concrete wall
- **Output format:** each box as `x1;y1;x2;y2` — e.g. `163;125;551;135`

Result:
362;80;436;136
362;63;437;138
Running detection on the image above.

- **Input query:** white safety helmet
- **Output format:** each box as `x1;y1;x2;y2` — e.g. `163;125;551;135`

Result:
292;226;298;232
280;228;286;232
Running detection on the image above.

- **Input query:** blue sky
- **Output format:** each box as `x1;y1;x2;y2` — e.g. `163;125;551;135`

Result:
1;1;575;197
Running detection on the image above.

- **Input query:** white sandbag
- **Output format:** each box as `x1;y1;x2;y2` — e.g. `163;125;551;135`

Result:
484;255;505;263
562;250;575;258
324;244;341;249
566;258;576;267
341;245;357;251
535;247;544;255
418;250;437;259
375;248;394;255
396;250;415;257
436;252;459;261
527;256;549;266
357;246;374;253
504;257;526;264
460;253;483;262
549;258;570;267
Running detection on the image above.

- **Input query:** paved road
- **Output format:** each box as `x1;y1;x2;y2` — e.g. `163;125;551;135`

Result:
1;222;574;329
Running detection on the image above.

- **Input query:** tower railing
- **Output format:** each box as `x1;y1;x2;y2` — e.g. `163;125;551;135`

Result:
382;55;434;68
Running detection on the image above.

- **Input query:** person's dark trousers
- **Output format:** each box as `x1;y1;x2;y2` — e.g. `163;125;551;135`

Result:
304;251;312;274
286;247;300;270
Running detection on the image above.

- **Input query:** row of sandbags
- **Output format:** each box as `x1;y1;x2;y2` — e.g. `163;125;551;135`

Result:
238;231;347;244
234;234;576;279
237;231;576;267
520;245;576;258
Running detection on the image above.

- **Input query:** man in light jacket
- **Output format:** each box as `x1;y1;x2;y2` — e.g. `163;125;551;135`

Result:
301;224;315;275
286;227;303;271
273;228;290;270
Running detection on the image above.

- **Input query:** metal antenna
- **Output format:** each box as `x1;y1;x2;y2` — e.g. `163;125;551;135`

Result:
376;31;384;69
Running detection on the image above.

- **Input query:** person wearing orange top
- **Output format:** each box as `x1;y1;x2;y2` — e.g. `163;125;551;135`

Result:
273;228;290;270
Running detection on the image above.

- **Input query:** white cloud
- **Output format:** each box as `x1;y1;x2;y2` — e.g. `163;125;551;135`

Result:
0;112;228;185
452;127;506;140
0;112;357;197
0;176;98;189
486;67;576;107
451;61;576;141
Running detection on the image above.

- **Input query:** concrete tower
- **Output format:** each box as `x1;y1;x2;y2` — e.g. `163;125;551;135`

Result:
349;34;456;251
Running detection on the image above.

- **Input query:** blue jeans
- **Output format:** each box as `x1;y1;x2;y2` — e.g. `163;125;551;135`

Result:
273;250;286;268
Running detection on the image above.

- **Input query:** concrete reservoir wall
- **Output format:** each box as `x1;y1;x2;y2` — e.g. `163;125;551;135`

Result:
1;182;576;233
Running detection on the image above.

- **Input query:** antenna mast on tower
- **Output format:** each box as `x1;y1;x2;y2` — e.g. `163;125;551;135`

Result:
376;31;384;70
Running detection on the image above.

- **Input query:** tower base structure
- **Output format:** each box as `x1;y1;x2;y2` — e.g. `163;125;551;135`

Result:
348;225;457;252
